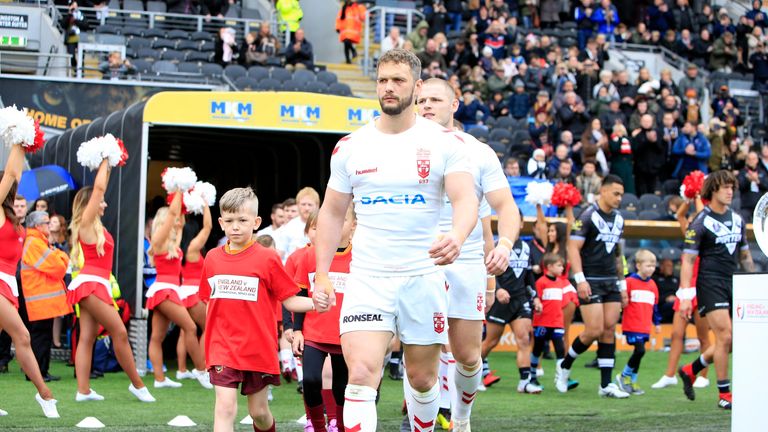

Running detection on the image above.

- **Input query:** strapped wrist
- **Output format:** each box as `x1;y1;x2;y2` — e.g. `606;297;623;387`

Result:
574;272;586;284
676;287;696;300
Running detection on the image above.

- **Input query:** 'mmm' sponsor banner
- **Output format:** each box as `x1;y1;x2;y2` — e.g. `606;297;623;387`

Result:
733;273;768;432
143;91;380;134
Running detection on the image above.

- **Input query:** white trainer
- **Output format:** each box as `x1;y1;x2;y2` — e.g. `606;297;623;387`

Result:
554;361;571;393
75;389;105;402
129;384;156;402
477;382;487;392
0;408;7;416
693;376;710;388
453;418;471;432
598;383;631;398
154;377;183;388
536;367;544;377
35;393;60;418
650;375;678;389
175;370;196;380
193;369;214;389
517;380;543;394
268;386;274;401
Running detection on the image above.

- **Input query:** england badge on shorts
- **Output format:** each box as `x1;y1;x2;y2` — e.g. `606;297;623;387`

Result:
433;312;445;334
417;148;431;183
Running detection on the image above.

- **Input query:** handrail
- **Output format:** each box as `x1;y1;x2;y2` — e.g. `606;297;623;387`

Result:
363;6;424;76
610;42;710;79
0;51;73;76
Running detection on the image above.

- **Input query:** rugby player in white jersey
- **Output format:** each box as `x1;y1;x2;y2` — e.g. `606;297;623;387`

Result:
312;49;479;432
416;78;520;431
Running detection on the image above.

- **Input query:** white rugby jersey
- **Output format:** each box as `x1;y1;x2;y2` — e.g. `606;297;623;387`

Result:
438;131;509;263
327;116;471;276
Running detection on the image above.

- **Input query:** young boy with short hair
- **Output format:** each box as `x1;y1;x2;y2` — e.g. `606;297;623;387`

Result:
616;249;661;396
530;253;572;390
199;187;317;432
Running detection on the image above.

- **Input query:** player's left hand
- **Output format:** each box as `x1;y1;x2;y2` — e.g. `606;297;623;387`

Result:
313;274;336;312
620;290;628;308
292;331;304;356
485;245;510;275
284;328;294;344
430;232;462;265
533;298;543;314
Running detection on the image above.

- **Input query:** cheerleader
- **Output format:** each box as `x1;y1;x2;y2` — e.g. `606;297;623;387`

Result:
68;134;154;402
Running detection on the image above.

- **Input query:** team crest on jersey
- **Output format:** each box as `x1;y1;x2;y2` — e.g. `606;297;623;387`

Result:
703;213;743;254
476;293;484;311
433;312;445;333
417;148;431;182
591;211;623;253
508;242;531;278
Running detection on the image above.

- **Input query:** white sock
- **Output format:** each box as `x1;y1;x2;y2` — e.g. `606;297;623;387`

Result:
404;375;440;432
295;357;304;382
343;384;378;432
452;361;481;421
279;349;292;371
290;355;298;371
438;352;450;410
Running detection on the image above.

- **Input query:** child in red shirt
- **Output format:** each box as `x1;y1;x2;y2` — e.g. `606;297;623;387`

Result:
293;205;355;432
616;249;660;396
531;253;572;391
199;187;316;432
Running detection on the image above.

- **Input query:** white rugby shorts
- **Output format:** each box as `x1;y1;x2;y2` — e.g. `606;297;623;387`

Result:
339;271;449;345
444;261;487;320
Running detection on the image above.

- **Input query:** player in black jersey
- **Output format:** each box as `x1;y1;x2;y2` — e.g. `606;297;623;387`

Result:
555;174;629;398
481;239;542;393
678;170;754;410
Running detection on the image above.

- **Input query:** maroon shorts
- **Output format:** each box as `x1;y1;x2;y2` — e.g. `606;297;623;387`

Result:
208;365;281;395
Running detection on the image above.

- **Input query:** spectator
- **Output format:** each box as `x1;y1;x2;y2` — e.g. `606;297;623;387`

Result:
578;37;609;68
530;110;556;154
722;138;748;174
201;0;231;20
488;91;510;117
576;160;602;204
599;98;627;130
581;117;609;175
256;203;286;236
488;0;510;21
444;0;463;33
657;68;679;96
713;8;736;39
214;27;238;66
251;22;280;66
273;187;319;259
20;211;71;383
480;21;512;60
711;85;739;118
592;69;618;100
238;31;259;67
487;64;511;96
167;0;201;14
550;158;576;184
576;59;599;103
608;124;636;194
381;27;405;56
707;118;727;172
528;149;548;179
691;28;713;67
336;0;366;64
674;29;696;60
628;96;653;132
468;5;491;35
575;0;596;50
746;0;768;26
631;21;652;44
592;0;620;37
276;0;303;41
672;121;711;179
426;1;452;37
508;83;531;119
540;0;561;29
407;20;430;52
547;144;571;177
673;0;697;32
504;157;522;177
647;0;674;33
677;63;705;101
710;30;738;72
417;39;447;73
761;144;768;173
654;257;679;323
661;29;677;52
48;213;70;349
284;28;313;71
455;87;490;130
557;91;589;140
447;38;477;70
738;151;768;221
632;113;666;195
682;88;702;125
61;1;89;68
99;51;134;80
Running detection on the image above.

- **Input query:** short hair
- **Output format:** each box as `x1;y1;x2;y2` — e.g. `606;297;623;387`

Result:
504;156;519;166
634;249;657;265
219;187;259;215
601;174;624;187
296;187;320;206
423;77;456;101
14;194;25;202
283;198;297;207
701;170;737;200
26;210;49;228
255;234;275;248
304;209;319;234
542;252;565;268
668;196;683;208
377;48;421;81
271;203;283;213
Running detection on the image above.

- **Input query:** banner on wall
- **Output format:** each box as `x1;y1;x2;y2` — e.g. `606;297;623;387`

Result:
0;75;214;132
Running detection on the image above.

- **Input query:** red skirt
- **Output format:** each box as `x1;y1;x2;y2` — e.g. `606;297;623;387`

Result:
146;288;183;310
0;281;18;309
67;281;113;306
183;293;201;308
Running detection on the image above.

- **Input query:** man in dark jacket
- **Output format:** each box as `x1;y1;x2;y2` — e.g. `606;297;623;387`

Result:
284;28;314;70
738;151;768;222
557;91;589;139
632;114;667;195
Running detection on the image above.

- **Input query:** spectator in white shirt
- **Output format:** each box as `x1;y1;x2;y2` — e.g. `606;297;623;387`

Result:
381;26;405;56
256;203;287;236
273;187;320;259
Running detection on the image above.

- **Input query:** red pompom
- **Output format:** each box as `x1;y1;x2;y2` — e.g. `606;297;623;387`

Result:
116;138;129;166
166;191;188;215
682;170;705;199
550;182;582;208
23;119;46;154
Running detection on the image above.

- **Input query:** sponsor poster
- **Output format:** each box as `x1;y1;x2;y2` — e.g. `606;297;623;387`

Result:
0;14;28;30
733;273;768;431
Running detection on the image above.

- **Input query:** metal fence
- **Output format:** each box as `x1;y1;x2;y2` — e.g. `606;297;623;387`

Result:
363;6;424;76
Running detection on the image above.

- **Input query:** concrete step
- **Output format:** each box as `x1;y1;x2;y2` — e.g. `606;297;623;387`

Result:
322;62;375;99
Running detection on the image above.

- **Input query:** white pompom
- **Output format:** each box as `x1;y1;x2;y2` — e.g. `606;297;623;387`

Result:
679;184;686;199
100;134;124;167
194;181;216;207
162;167;197;193
525;181;554;205
0;105;35;148
76;134;124;170
183;190;205;215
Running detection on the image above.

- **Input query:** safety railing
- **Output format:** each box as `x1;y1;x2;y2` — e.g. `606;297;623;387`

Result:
0;50;72;77
363;5;424;76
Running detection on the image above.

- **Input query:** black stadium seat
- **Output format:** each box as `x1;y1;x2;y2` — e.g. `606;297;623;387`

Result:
132;59;152;74
468;128;489;143
186;51;212;62
152;60;178;74
256;78;281;91
638;209;661;221
176;39;199;51
191;31;214;42
152;39;176;49
270;67;292;82
162;50;186;62
122;27;144;38
224;64;247;80
620;193;639;212
304;81;328;94
292;69;315;83
201;63;224;77
489;128;513;144
281;79;305;91
235;77;259;90
96;24;120;34
137;48;161;60
247;66;269;80
328;82;352;96
639;194;662;211
168;29;190;40
178;62;201;74
144;28;165;39
316;71;338;85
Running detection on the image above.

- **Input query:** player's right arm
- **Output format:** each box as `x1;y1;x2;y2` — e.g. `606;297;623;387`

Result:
678;215;703;319
567;214;590;300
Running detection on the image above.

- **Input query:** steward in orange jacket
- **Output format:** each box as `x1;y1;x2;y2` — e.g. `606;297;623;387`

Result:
336;0;366;63
21;214;72;322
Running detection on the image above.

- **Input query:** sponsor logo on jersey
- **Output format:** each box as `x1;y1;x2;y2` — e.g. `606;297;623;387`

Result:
703;213;743;254
417;148;431;182
508;242;531;278
433;312;445;333
359;194;426;205
355;167;378;176
476;292;484;311
591;211;624;253
342;313;383;323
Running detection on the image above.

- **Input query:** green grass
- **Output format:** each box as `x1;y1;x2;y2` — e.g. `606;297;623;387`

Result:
0;351;730;431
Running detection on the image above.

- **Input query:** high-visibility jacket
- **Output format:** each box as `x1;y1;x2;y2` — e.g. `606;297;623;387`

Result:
335;2;366;44
276;0;303;32
20;228;72;321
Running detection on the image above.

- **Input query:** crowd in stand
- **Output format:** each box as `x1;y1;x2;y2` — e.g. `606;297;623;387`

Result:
379;0;768;221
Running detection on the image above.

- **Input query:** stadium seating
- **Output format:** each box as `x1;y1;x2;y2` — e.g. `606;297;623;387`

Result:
328;82;352;96
247;66;269;80
224;64;247;81
639;194;663;211
270;67;292;82
620;193;640;212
